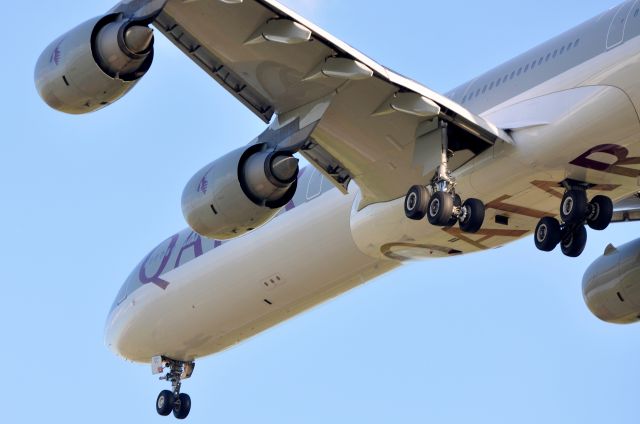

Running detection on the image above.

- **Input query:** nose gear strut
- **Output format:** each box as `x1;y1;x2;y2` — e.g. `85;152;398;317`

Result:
153;356;195;420
404;120;486;234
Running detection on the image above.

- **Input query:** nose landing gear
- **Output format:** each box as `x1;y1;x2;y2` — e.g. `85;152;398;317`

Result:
152;356;195;420
534;185;614;258
404;121;486;234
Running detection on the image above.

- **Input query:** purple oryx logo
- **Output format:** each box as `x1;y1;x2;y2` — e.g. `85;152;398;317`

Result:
50;39;64;66
197;175;209;195
197;166;214;195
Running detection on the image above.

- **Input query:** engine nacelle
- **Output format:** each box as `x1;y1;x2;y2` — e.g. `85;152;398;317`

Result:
35;14;154;114
583;238;640;324
182;144;299;239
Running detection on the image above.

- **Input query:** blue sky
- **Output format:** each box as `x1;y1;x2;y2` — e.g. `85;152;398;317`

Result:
3;0;640;423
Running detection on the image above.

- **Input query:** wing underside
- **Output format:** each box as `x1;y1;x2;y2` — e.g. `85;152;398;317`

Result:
149;0;512;204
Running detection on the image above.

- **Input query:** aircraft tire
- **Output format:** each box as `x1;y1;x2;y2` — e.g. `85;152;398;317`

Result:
560;190;588;224
156;390;175;416
587;195;614;231
534;217;561;252
560;225;587;258
459;198;485;233
404;185;430;220
427;191;454;226
173;393;192;420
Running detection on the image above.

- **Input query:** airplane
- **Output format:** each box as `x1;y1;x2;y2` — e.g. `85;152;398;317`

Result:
34;0;640;419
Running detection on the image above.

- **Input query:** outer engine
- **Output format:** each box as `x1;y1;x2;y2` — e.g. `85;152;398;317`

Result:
35;14;154;114
182;144;299;240
583;238;640;324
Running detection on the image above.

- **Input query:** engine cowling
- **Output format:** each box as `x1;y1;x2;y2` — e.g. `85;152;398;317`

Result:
182;144;299;239
35;14;154;114
583;238;640;324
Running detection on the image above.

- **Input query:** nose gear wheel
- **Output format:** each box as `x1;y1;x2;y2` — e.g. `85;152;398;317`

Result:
153;357;195;420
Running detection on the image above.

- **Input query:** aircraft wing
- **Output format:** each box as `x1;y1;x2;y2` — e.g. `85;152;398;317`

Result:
144;0;512;205
613;194;640;223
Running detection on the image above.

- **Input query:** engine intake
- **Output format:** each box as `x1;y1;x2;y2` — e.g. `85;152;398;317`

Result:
35;14;154;114
182;145;299;239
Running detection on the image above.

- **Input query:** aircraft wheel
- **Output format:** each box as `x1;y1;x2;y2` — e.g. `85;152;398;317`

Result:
427;191;454;226
534;217;561;252
446;194;462;227
587;195;614;231
404;185;429;220
459;198;485;233
560;190;588;224
561;225;587;258
173;393;192;420
156;390;175;417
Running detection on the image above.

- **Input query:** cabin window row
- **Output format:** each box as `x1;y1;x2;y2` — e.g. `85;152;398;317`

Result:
462;38;581;103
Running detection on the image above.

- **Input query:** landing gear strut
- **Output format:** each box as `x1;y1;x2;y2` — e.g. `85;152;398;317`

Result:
153;356;195;420
404;121;486;233
534;183;613;258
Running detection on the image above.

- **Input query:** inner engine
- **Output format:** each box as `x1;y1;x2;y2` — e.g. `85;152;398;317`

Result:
182;144;299;240
35;14;154;114
583;238;640;324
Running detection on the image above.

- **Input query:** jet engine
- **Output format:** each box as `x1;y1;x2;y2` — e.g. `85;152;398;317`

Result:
182;144;299;240
583;238;640;324
35;14;154;114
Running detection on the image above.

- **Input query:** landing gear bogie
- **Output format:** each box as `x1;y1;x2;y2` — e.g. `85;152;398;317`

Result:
534;184;613;258
403;121;486;233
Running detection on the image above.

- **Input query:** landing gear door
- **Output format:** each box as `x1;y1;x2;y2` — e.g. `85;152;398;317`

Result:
606;0;638;49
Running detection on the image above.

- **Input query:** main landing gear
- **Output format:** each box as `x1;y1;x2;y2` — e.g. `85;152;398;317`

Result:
153;357;195;420
534;185;614;258
404;121;486;233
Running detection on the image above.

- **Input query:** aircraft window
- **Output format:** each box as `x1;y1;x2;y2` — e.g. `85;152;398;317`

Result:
524;64;530;72
489;81;494;90
475;88;481;96
503;75;508;83
545;53;551;62
467;92;473;100
496;78;501;87
567;42;573;51
531;60;536;69
635;8;639;17
482;85;487;94
574;38;580;47
538;57;544;65
510;71;516;79
560;46;565;55
462;95;467;103
517;67;522;76
552;49;558;58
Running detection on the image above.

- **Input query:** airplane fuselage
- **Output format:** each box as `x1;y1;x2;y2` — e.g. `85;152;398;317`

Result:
105;2;640;363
